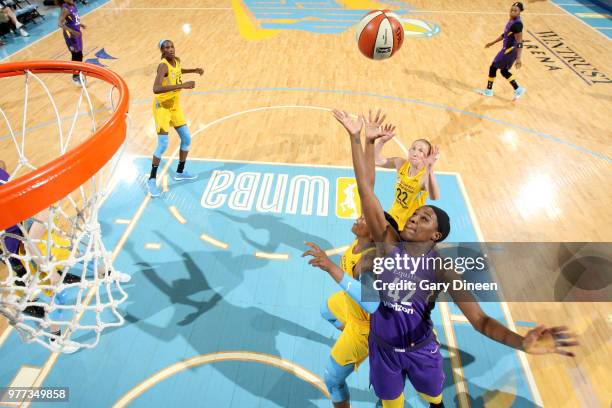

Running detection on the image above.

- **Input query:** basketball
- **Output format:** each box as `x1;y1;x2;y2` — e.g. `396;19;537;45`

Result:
356;10;404;60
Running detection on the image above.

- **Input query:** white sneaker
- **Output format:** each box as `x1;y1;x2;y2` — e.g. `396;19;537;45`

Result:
48;339;79;354
113;271;131;283
18;27;29;37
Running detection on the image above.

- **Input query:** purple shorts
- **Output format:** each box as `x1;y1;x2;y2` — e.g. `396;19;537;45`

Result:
63;31;83;53
368;335;445;400
492;49;517;71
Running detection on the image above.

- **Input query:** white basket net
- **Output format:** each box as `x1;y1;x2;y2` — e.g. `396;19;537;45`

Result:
0;66;130;353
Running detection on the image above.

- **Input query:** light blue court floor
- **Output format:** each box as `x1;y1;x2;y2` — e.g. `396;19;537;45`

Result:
0;158;538;407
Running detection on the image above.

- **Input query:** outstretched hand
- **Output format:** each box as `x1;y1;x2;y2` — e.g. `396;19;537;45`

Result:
522;325;579;357
302;242;335;274
332;109;363;136
364;109;389;143
377;123;396;144
420;145;440;170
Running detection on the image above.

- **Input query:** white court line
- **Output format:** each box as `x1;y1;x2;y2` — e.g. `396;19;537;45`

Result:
0;325;13;348
450;313;469;323
325;246;350;256
137;152;459;176
105;7;232;10
162;174;169;193
200;233;229;250
168;205;187;224
411;10;567;16
254;252;290;260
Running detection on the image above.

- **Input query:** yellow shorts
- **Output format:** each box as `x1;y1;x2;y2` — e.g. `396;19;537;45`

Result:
331;320;369;368
327;292;369;368
327;291;348;327
153;98;186;133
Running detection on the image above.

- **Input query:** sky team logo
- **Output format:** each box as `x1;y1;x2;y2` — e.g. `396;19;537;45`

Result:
335;177;361;219
232;0;440;40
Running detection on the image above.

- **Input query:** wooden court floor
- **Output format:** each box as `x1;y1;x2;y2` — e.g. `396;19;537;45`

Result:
0;0;610;406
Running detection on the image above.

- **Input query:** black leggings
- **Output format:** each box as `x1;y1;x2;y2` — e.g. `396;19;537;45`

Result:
71;51;83;79
489;65;512;79
71;51;83;62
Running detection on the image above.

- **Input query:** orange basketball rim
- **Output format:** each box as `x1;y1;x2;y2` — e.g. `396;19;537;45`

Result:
0;60;129;231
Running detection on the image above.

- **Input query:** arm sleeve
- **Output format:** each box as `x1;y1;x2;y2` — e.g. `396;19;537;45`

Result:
339;274;380;314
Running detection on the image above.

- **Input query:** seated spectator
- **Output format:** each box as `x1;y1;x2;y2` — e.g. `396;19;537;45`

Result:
1;2;29;37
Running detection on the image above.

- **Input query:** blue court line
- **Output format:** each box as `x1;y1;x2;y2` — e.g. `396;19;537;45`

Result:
0;0;112;61
163;88;612;163
2;87;610;163
551;0;612;39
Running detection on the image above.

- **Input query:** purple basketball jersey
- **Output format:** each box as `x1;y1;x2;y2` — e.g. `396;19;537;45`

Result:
368;245;445;400
502;16;522;50
62;4;83;53
0;168;22;255
370;246;438;348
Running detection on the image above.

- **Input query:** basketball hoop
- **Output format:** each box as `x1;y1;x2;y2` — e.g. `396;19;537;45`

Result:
0;61;130;353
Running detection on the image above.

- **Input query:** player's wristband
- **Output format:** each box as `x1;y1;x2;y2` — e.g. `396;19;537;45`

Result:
517;42;523;48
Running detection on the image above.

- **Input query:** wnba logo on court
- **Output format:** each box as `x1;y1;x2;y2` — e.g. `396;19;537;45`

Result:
201;170;368;219
336;177;361;219
201;170;330;216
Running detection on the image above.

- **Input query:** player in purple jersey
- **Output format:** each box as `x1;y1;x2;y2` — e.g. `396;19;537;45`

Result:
57;0;87;86
303;109;578;408
477;2;525;100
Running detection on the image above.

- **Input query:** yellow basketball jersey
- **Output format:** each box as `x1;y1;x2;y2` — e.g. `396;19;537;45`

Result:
154;58;182;103
17;224;71;297
339;240;373;323
387;161;428;231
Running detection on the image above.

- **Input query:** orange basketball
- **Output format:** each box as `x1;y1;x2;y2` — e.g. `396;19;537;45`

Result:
356;10;404;60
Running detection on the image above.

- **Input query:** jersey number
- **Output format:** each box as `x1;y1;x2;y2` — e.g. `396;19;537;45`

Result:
396;188;409;206
387;277;414;305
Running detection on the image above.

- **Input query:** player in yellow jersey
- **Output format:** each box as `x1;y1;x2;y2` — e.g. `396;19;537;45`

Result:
303;215;373;408
148;39;204;197
373;122;440;232
331;110;439;234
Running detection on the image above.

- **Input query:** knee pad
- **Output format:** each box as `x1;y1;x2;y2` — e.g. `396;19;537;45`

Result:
176;125;191;151
320;299;343;329
500;69;512;79
488;65;498;78
154;134;169;158
323;356;352;403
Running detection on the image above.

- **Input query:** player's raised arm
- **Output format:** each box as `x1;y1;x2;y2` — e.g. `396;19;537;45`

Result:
374;132;404;169
332;109;392;244
302;242;380;314
363;110;393;189
421;145;440;200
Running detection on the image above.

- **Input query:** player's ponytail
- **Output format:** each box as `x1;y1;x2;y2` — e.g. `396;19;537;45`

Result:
513;2;524;12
